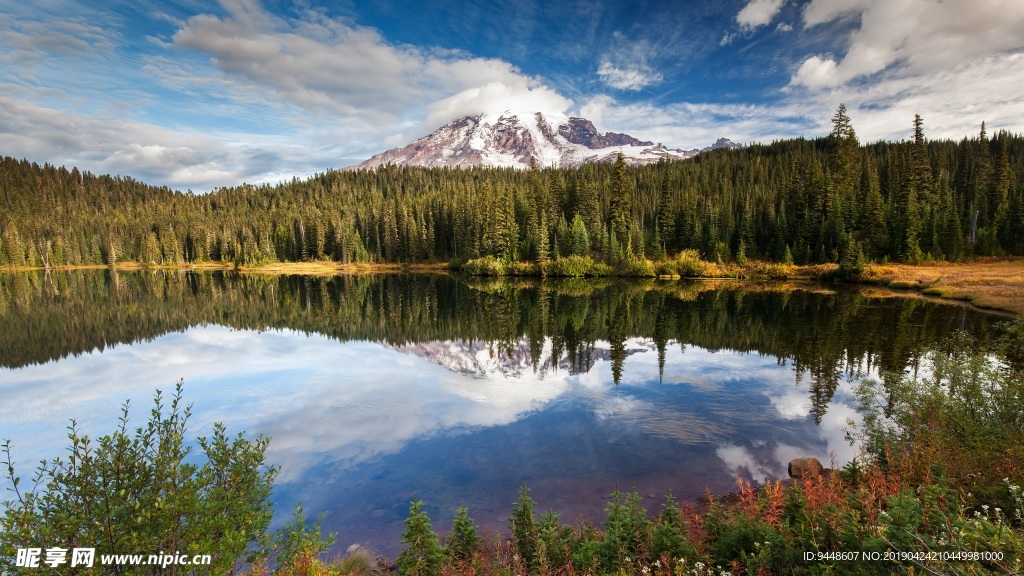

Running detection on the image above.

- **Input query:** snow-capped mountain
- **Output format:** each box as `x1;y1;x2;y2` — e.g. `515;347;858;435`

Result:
387;336;659;381
350;111;737;170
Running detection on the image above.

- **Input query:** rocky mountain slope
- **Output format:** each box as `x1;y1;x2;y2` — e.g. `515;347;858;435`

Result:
351;111;737;170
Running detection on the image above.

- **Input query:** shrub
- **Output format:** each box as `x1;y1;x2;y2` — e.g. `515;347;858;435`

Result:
510;261;540;276
651;494;693;562
853;325;1024;511
742;261;794;280
672;249;726;278
614;256;656;277
540;255;609;277
460;256;509;276
270;506;337;573
0;381;277;576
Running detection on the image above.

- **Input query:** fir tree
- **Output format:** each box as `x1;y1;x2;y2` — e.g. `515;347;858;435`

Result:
609;152;632;251
510;484;539;573
651;494;691;562
445;506;479;564
396;498;443;576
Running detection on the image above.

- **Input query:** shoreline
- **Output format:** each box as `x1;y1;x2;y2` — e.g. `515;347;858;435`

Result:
3;258;1022;316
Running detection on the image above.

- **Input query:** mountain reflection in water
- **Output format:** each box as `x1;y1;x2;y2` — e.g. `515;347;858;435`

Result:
0;270;1002;555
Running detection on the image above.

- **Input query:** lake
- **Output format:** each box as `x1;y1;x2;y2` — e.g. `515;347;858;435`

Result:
0;270;1004;557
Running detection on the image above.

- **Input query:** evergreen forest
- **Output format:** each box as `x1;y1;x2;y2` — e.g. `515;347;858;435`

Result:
2;110;1023;269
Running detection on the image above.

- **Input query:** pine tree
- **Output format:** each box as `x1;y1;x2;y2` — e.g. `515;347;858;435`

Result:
445;506;479;564
510;484;539;573
651;494;691;562
828;103;860;205
656;168;676;255
569;213;590;257
396;498;443;576
609;152;632;252
599;487;652;572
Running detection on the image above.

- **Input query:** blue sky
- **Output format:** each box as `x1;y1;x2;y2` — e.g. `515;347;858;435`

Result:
2;0;1023;191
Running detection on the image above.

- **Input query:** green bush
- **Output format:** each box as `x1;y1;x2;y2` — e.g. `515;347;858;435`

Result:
540;255;609;277
271;505;336;570
0;381;277;575
460;255;509;276
614;257;656;277
854;324;1024;510
510;261;540;276
673;249;725;277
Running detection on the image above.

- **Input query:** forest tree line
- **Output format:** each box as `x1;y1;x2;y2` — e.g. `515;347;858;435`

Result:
2;108;1023;268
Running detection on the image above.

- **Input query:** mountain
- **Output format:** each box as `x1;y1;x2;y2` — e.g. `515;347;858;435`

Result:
350;111;737;170
387;337;658;381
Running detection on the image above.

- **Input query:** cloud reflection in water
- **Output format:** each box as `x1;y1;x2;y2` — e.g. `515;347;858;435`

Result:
0;324;860;554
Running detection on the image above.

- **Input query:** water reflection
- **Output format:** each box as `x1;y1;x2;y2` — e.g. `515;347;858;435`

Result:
0;271;1003;555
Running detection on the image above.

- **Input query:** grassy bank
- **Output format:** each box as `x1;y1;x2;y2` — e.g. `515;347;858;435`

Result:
455;254;1024;316
3;257;1023;315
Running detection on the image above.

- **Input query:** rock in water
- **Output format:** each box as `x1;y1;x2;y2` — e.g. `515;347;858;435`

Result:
788;457;824;478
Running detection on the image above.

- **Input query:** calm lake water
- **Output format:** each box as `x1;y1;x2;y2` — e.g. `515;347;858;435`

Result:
0;270;1004;556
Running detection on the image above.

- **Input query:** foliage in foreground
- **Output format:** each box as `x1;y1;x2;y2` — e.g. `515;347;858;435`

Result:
1;381;277;575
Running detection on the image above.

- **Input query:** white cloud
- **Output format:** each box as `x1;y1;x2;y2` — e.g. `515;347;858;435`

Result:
0;93;294;190
595;32;663;91
837;52;1024;142
792;0;1024;88
424;80;573;130
171;1;570;126
597;60;663;91
737;0;786;31
782;0;1024;144
0;1;573;189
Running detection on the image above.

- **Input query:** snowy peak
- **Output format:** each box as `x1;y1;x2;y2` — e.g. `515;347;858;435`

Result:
351;112;737;170
558;117;653;149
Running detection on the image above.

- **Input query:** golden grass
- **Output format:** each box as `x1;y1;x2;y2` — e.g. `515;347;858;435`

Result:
862;259;1024;315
